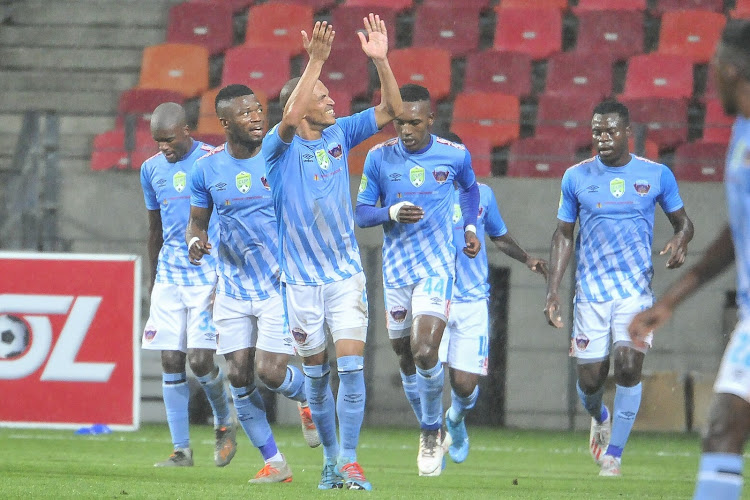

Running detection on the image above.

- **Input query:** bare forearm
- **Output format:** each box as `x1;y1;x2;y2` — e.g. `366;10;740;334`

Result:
282;60;325;129
491;234;529;265
147;231;163;286
373;57;402;126
185;217;208;245
547;231;573;297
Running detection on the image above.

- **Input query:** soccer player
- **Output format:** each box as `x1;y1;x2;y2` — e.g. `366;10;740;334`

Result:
355;85;481;476
186;83;320;484
543;98;694;476
139;102;235;468
261;16;402;490
434;133;548;464
629;20;750;500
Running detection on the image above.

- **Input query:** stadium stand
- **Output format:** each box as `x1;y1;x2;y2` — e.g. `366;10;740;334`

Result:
701;98;734;145
244;2;312;54
493;7;562;60
90;129;130;171
192;0;254;13
535;94;601;149
451;92;520;148
672;141;726;182
498;0;568;10
347;130;394;175
331;5;397;50
388;48;453;101
619;96;689;149
137;43;209;98
574;9;644;60
653;0;724;14
221;46;292;99
657;10;726;64
462;51;533;97
116;88;185;130
166;1;234;56
573;0;646;12
621;54;694;100
732;0;750;18
507;137;577;178
322;45;372;100
412;4;482;56
341;0;413;11
544;52;613;100
460;136;492;177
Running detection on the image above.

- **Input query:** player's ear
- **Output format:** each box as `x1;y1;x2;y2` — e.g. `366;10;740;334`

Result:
625;124;632;137
428;112;435;127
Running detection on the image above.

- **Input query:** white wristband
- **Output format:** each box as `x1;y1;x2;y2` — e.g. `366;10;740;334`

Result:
465;224;477;234
188;236;201;249
389;201;415;221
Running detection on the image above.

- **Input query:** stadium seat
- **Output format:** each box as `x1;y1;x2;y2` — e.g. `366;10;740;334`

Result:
331;6;397;50
388;48;453;101
191;132;225;148
575;10;644;61
322;46;371;99
284;0;337;12
702;98;733;145
420;0;490;6
620;96;688;150
574;0;645;10
221;46;292;99
196;87;269;136
498;0;568;10
90;129;130;171
132;129;161;168
412;4;482;56
341;0;413;12
493;7;562;60
732;0;750;18
621;54;693;100
138;43;210;98
244;3;313;55
348;131;395;175
116;88;185;129
653;0;724;14
703;71;719;101
657;10;726;64
192;0;254;13
544;52;613;99
672;142;726;182
507;137;577;178
463;51;532;97
451;92;520;148
536;94;600;149
166;2;234;56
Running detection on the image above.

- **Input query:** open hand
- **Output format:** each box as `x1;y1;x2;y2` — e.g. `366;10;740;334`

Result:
357;13;388;60
302;21;335;63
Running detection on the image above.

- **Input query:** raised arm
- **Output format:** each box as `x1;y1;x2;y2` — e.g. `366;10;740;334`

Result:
277;21;335;143
147;210;163;293
544;220;576;328
661;207;694;269
358;14;403;128
490;232;548;280
185;205;213;266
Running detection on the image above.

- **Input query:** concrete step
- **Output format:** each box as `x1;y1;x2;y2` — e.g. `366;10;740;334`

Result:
0;90;119;114
0;114;117;135
11;1;171;27
0;25;164;48
1;70;139;92
0;47;143;71
0;131;94;159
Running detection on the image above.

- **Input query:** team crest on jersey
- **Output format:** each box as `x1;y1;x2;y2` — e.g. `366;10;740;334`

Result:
328;143;343;159
389;305;407;323
452;203;462;224
291;327;308;344
143;326;157;343
315;148;331;170
359;174;368;193
410;166;425;187
633;179;651;196
260;176;270;190
575;333;590;351
173;171;186;193
432;168;450;184
609;178;625;198
236;171;251;193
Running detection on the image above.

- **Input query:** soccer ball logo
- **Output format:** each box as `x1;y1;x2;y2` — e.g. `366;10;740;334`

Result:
0;314;30;359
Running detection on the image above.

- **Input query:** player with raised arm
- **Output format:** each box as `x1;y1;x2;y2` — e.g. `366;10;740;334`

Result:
629;20;750;500
435;133;548;464
543;99;694;477
354;86;481;476
139;102;235;468
261;15;402;490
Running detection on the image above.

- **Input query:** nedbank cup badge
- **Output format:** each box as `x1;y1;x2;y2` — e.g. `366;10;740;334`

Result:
410;166;425;187
236;171;251;194
173;171;186;193
315;148;330;170
452;203;462;224
609;178;625;198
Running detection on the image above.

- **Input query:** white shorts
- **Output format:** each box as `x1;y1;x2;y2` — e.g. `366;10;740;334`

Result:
439;299;489;376
283;272;368;357
142;282;217;352
714;319;750;402
385;275;453;339
570;294;654;361
213;292;294;356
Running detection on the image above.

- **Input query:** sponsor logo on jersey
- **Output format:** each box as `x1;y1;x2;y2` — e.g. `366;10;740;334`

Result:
452;203;462;224
315;148;331;170
216;182;227;191
610;178;625;198
303;153;315;163
173;171;186;193
410;166;425;187
586;185;599;193
389;172;402;182
236;171;251;194
157;179;167;188
358;174;368;193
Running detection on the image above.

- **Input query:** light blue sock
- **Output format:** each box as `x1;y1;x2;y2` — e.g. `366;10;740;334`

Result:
337;355;366;462
576;381;607;423
606;383;642;458
694;452;743;500
196;368;232;427
162;372;190;450
230;384;278;461
416;360;444;431
303;363;339;461
448;386;479;423
269;365;306;403
400;371;421;424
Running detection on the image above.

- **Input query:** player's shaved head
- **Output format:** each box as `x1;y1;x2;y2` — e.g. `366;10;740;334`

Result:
279;77;301;111
215;84;255;119
150;102;192;163
150;102;187;131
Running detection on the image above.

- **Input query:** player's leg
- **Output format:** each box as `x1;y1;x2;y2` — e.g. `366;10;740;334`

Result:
143;283;193;467
694;320;750;499
386;284;421;422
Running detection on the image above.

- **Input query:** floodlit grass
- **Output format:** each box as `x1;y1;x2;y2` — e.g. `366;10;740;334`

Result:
0;424;725;499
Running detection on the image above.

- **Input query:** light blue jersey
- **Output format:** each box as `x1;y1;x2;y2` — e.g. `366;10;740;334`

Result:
725;117;750;321
452;184;508;302
262;108;379;285
558;154;684;302
190;144;280;301
357;135;477;288
140;140;217;286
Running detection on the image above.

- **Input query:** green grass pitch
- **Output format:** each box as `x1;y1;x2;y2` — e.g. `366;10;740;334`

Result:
0;424;730;499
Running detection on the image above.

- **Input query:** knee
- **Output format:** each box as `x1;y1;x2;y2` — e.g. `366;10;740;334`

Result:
451;373;477;398
161;350;186;373
187;349;215;377
614;362;641;387
225;363;251;388
577;370;604;394
256;357;287;389
412;343;439;369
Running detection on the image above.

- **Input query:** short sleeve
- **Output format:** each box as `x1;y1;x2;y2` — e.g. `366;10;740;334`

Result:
454;147;477;190
356;148;382;206
484;187;508;238
140;163;160;211
261;124;292;178
189;161;212;209
557;168;579;223
657;164;684;214
336;108;378;150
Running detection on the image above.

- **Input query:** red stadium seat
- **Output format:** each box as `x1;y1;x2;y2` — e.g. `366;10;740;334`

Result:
389;48;453;101
138;43;210;98
420;0;490;6
620;96;689;150
283;0;338;12
507;137;577;178
654;0;724;14
463;51;532;97
702;98;733;145
331;6;397;50
348;131;394;175
221;46;292;99
196;87;269;136
462;136;492;177
133;128;160;167
732;0;750;18
575;10;644;61
499;0;568;9
672;141;726;182
535;94;600;149
244;3;313;55
493;7;562;60
574;0;646;11
412;4;481;56
166;2;234;56
116;88;185;129
545;52;613;99
341;0;413;12
90;129;130;171
322;45;371;99
451;92;520;148
621;54;693;100
658;10;726;64
703;71;719;101
191;0;254;13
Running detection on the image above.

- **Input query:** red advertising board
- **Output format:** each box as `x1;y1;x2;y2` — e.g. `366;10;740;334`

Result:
0;252;141;430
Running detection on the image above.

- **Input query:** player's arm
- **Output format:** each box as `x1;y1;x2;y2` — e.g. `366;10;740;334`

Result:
456;149;481;258
146;210;163;293
629;224;734;347
277;21;334;143
490;233;548;280
661;207;694;269
185;206;212;266
544;220;576;328
358;14;402;128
